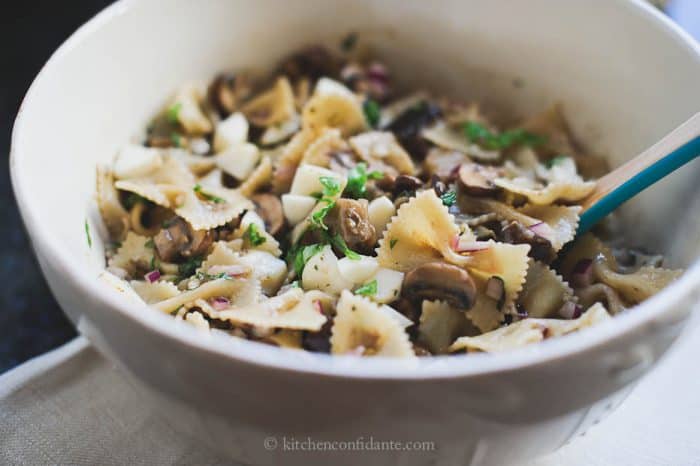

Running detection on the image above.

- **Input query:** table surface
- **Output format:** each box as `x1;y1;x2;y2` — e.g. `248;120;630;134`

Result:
0;1;698;374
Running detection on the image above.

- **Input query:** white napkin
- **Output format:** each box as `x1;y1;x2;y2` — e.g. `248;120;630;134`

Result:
1;327;699;466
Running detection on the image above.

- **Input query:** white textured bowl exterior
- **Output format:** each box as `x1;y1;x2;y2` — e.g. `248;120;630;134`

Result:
10;0;700;464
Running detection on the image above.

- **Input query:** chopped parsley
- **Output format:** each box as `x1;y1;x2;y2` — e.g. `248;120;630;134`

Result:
545;155;569;168
319;176;341;197
340;32;358;52
355;279;377;296
310;198;335;230
144;238;155;248
344;162;383;199
289;280;301;288
167;102;182;124
363;99;381;128
292;243;325;276
150;253;160;271
462;121;544;150
244;223;267;246
195;271;231;281
309;176;342;230
84;220;92;248
389;238;398;249
178;256;203;279
329;233;360;260
193;184;225;203
170;132;182;148
440;190;457;207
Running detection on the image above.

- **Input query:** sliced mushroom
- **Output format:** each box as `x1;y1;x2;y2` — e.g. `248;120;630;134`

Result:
402;262;477;310
501;220;556;263
423;148;469;179
458;163;502;196
207;72;252;117
386;101;441;159
251;193;284;236
278;45;340;82
393;174;423;196
154;217;214;263
327;198;377;254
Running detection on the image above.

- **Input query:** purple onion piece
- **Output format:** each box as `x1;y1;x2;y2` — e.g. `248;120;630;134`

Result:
570;259;594;288
211;296;230;310
145;270;161;283
528;221;552;238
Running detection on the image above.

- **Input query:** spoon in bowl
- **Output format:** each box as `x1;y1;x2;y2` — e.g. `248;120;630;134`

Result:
577;112;700;235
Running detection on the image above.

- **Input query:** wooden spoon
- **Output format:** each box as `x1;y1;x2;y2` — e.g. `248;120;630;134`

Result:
577;112;700;235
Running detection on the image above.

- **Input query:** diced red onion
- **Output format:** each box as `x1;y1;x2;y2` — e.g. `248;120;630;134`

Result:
558;301;582;319
145;270;161;283
367;63;389;83
528;221;554;239
211;296;230;310
570;259;594;288
313;299;324;315
207;264;249;278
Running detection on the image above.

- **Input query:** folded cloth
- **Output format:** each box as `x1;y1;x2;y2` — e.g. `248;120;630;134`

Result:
1;326;699;466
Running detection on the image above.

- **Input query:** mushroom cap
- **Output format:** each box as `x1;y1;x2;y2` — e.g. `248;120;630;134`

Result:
251;193;284;236
457;162;502;196
402;261;477;310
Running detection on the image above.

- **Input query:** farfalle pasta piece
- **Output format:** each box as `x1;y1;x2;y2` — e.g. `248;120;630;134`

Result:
184;311;210;331
130;280;181;304
494;156;595;204
418;300;472;354
241;77;296;127
96;166;130;241
199;241;244;272
240;155;273;197
114;156;195;206
348;131;416;175
451;303;611;353
170;83;213;135
153;277;248;314
302;93;367;137
271;128;319;194
233;211;282;257
301;128;348;168
167;148;217;175
592;258;682;304
377;190;461;272
108;232;154;277
422;121;499;162
330;291;415;357
213;288;331;331
559;233;617;277
517;260;574;318
175;184;253;231
576;283;626;315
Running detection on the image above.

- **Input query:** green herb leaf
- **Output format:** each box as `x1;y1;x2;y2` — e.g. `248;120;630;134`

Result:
293;243;325;276
144;238;155;248
178;256;203;279
462;121;544;150
363;99;381;128
389;238;398;249
368;170;384;180
355;279;377;296
310;198;335;230
344;163;383;199
150;253;159;271
84;219;92;248
167;102;182;124
170;132;182;148
340;32;358;52
244;223;267;246
319;176;341;197
330;233;361;260
545;155;569;168
289;280;301;289
440;190;457;207
193;184;225;203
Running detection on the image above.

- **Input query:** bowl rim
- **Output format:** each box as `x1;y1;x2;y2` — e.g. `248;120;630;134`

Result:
10;0;700;380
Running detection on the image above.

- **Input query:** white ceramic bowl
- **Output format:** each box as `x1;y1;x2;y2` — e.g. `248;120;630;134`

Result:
10;0;700;464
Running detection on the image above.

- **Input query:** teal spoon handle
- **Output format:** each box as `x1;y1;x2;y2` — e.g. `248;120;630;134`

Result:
578;112;700;235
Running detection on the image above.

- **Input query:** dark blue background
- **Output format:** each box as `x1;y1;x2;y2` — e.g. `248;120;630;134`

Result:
0;1;697;373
